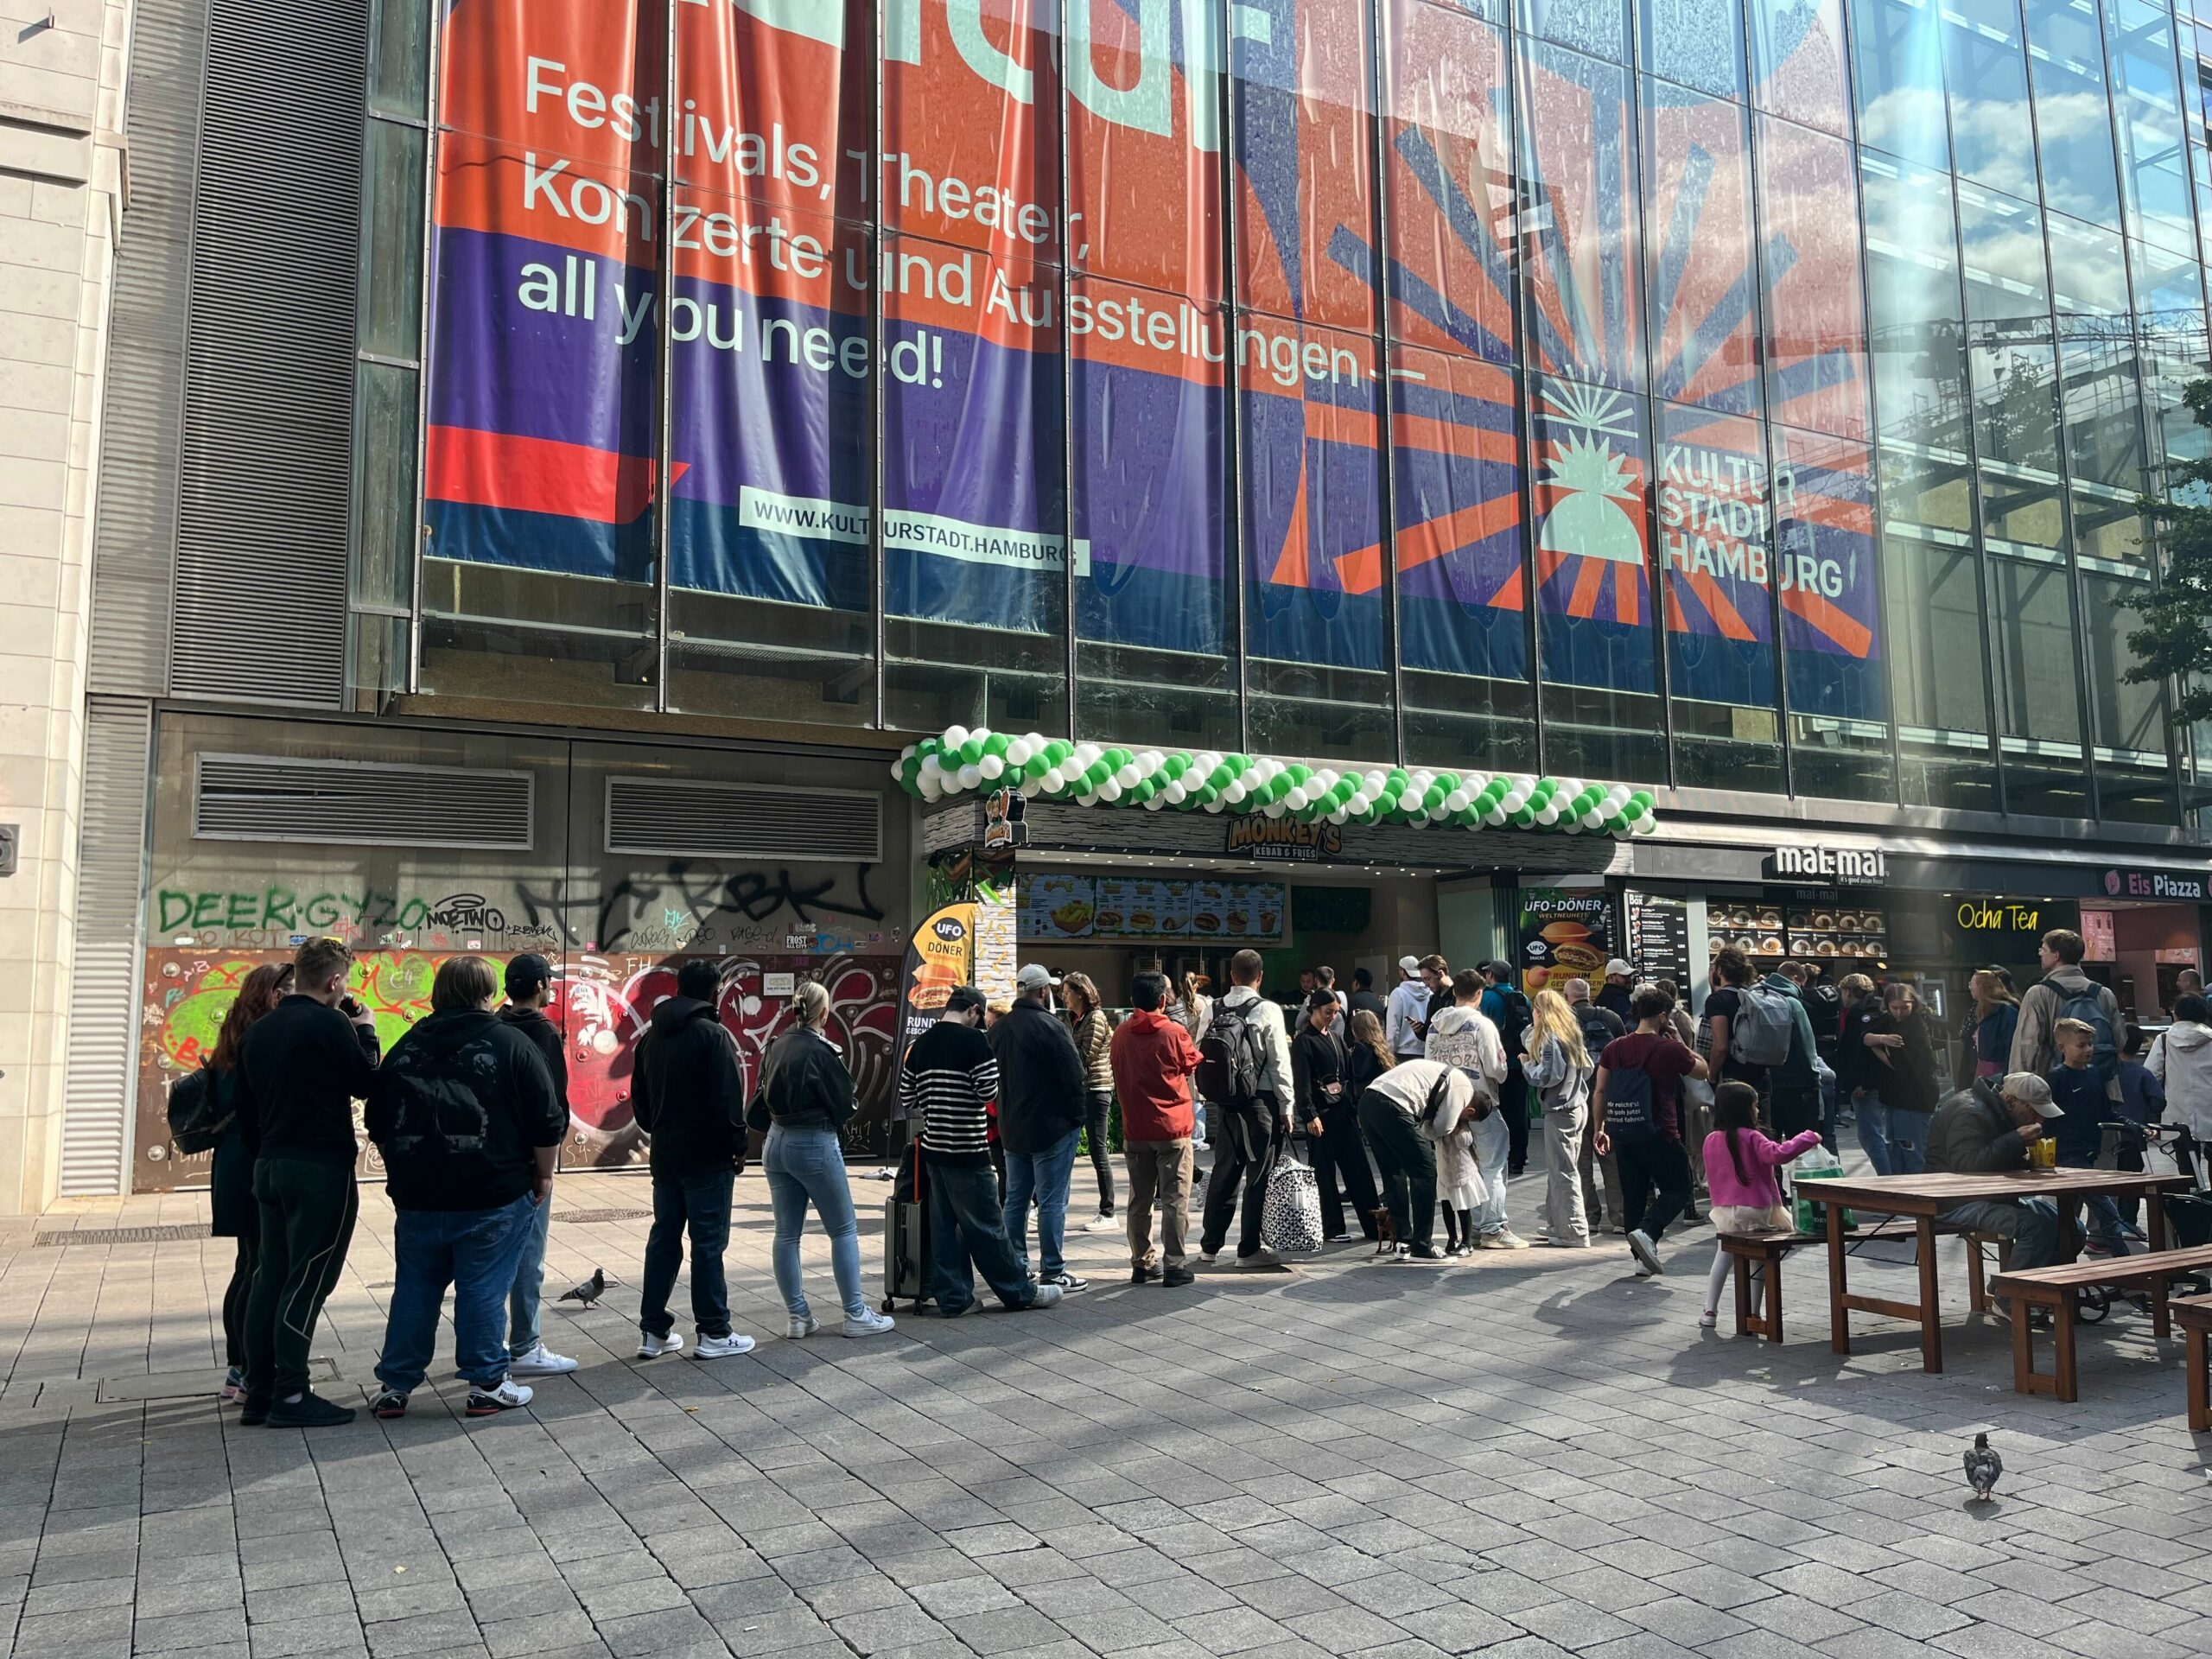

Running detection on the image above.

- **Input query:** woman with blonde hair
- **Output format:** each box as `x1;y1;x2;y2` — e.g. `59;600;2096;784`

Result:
1059;971;1119;1231
1522;987;1595;1248
755;980;894;1338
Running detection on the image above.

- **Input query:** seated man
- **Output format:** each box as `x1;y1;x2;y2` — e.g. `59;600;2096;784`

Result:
1923;1071;2062;1269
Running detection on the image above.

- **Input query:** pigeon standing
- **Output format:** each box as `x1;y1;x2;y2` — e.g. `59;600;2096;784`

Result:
1964;1432;2002;1502
559;1268;608;1309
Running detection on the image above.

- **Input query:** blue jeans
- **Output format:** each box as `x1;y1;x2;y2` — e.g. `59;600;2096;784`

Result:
507;1187;554;1357
926;1158;1039;1313
1942;1197;2060;1270
1471;1107;1511;1236
763;1125;866;1321
1003;1128;1080;1280
639;1166;734;1338
1819;1072;1839;1155
376;1193;538;1393
1888;1107;1931;1175
1853;1089;1893;1175
2067;1185;2133;1253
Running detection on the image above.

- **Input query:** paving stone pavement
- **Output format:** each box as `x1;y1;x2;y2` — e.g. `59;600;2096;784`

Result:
3;1162;2209;1659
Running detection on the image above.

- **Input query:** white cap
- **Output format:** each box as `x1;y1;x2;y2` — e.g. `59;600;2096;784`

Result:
1398;955;1421;976
1015;963;1057;993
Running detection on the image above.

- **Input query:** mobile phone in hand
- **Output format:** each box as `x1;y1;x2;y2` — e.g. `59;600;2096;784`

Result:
339;995;367;1020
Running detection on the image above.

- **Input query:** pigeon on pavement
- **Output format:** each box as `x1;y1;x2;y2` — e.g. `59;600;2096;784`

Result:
1964;1432;2002;1502
558;1268;608;1308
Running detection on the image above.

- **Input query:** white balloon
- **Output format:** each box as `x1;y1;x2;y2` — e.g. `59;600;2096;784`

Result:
1099;779;1122;802
1535;804;1559;824
1483;807;1507;826
957;763;982;789
979;754;1004;779
1328;808;1349;824
919;753;944;779
1203;797;1225;813
1263;800;1287;818
1225;780;1249;804
1019;779;1043;798
1165;781;1187;804
941;725;969;751
1006;738;1033;766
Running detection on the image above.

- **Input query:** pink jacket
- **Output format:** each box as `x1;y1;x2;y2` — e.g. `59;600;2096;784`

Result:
1701;1127;1822;1211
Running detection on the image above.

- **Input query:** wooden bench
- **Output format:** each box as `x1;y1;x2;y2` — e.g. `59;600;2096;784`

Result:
1723;1224;2007;1343
1990;1244;2212;1401
2176;1296;2212;1430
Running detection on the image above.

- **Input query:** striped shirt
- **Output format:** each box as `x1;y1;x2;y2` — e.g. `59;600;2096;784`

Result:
900;1020;1001;1166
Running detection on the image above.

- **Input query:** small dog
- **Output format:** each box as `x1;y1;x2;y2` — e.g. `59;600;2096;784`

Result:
1370;1209;1397;1255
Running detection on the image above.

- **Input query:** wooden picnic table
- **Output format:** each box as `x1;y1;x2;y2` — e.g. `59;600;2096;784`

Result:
1801;1170;2188;1374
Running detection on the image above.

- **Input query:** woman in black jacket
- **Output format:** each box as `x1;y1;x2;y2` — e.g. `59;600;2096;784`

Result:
1292;992;1382;1243
756;982;894;1338
206;963;292;1402
1867;981;1942;1174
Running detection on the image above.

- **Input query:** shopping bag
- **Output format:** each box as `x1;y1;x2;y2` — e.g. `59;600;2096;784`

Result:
1261;1157;1324;1254
1789;1145;1853;1235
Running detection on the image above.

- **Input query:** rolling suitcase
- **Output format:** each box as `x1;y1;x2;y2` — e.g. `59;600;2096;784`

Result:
882;1136;930;1313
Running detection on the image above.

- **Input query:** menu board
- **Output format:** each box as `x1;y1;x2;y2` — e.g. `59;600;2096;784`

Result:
1520;888;1614;995
1023;875;1282;944
1624;890;1691;988
1705;899;1889;963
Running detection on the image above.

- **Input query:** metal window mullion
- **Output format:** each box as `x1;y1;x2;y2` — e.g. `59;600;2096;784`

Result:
1625;61;1675;791
1058;18;1078;741
1367;0;1404;766
870;0;887;730
405;13;442;696
1224;4;1249;755
651;0;680;713
1506;22;1546;779
1734;55;1794;798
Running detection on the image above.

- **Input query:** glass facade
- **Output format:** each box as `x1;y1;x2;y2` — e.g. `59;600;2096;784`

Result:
346;0;2212;824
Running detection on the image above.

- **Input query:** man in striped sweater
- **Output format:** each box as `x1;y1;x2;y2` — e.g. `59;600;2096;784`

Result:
899;986;1064;1317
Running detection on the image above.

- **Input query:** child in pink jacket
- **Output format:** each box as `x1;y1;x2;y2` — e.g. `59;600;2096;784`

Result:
1700;1081;1822;1327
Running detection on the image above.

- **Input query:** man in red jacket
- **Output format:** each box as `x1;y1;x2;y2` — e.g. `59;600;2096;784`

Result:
1110;971;1204;1288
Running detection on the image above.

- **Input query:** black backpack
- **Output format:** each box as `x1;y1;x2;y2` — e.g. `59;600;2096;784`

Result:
1491;988;1531;1070
1602;1055;1660;1146
165;1064;230;1154
1198;998;1271;1107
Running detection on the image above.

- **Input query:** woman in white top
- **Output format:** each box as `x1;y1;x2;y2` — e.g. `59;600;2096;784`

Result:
1167;971;1213;1149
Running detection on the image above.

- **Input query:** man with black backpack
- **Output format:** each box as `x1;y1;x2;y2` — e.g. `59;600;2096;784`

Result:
2011;928;2122;1105
1481;963;1534;1178
1197;950;1294;1268
1591;987;1708;1275
1565;978;1625;1231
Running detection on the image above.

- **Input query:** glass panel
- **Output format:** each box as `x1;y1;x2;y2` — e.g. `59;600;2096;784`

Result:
1972;345;2066;547
1525;0;1631;64
664;190;874;726
1942;0;2036;195
2085;575;2170;755
361;119;426;359
675;0;871;224
1884;537;1998;810
1861;153;1968;454
1756;117;1871;440
1956;185;2050;324
370;0;431;119
2049;213;2133;337
1071;279;1236;749
1988;556;2089;817
1642;0;1747;97
1521;42;1643;393
1775;425;1892;800
2133;238;2209;339
1530;376;1668;782
2098;761;2181;822
1849;0;1950;168
2063;337;2148;492
1880;444;1975;532
354;360;417;612
882;238;1069;735
1384;0;1516;367
1644;85;1758;415
883;0;1060;261
1234;0;1376;331
2025;0;2124;229
2075;486;2150;562
438;0;669;166
1067;0;1223;297
1751;0;1852;132
1241;321;1389;760
1658;404;1784;791
2108;0;2198;254
1395;344;1534;773
2146;327;2212;478
420;137;659;709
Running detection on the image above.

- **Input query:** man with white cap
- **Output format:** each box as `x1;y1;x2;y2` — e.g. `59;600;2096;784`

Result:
1597;960;1636;1024
989;963;1090;1293
1386;956;1429;1059
1924;1071;2064;1268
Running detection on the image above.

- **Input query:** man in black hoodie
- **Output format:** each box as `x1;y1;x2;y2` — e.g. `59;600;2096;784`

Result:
498;954;576;1379
989;964;1090;1293
235;936;380;1427
365;956;567;1419
631;959;753;1358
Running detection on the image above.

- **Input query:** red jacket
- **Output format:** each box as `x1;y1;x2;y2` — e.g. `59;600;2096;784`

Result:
1110;1008;1202;1141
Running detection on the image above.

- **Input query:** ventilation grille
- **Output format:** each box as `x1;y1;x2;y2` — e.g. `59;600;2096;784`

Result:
605;777;883;861
194;753;534;849
88;0;205;697
60;702;155;1198
169;0;369;705
36;1225;213;1248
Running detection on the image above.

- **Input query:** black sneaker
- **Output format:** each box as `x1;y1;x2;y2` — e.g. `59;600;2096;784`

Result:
266;1391;356;1428
370;1389;409;1421
238;1396;271;1427
1407;1244;1444;1261
1161;1268;1195;1287
1129;1265;1158;1284
1041;1271;1089;1294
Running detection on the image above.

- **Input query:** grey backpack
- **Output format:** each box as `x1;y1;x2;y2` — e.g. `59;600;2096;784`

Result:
1729;983;1796;1069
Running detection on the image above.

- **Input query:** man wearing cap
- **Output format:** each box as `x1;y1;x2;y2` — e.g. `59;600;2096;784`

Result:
1923;1071;2063;1268
1597;961;1636;1024
1385;957;1430;1059
498;955;579;1377
989;964;1091;1293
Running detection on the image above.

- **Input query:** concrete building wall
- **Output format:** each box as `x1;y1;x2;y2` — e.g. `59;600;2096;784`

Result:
0;0;130;1213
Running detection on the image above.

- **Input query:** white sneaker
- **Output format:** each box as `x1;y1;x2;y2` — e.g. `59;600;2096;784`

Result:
466;1378;533;1415
1628;1229;1662;1276
1196;1250;1219;1266
694;1332;756;1359
842;1309;896;1338
1477;1230;1533;1251
1027;1283;1065;1308
787;1314;819;1339
507;1342;578;1377
1083;1213;1121;1233
637;1330;685;1357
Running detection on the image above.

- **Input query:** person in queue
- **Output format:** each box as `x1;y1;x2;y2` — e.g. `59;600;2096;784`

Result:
1110;971;1203;1287
1591;987;1707;1276
1564;977;1625;1232
1291;988;1380;1245
992;964;1090;1294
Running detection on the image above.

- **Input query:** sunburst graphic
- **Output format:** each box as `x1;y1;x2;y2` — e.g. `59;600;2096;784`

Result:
1540;431;1643;564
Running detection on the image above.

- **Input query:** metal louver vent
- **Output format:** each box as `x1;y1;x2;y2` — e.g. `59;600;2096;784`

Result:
605;777;883;861
194;753;534;849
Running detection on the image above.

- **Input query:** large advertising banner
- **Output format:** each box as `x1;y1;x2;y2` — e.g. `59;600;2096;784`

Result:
1533;378;1656;694
1520;42;1641;395
1643;84;1758;417
1657;403;1777;709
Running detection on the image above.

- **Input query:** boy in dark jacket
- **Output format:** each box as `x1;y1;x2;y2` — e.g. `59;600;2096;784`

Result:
235;936;381;1427
497;954;575;1378
2050;1020;2134;1255
988;964;1090;1292
365;956;567;1419
631;959;753;1357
